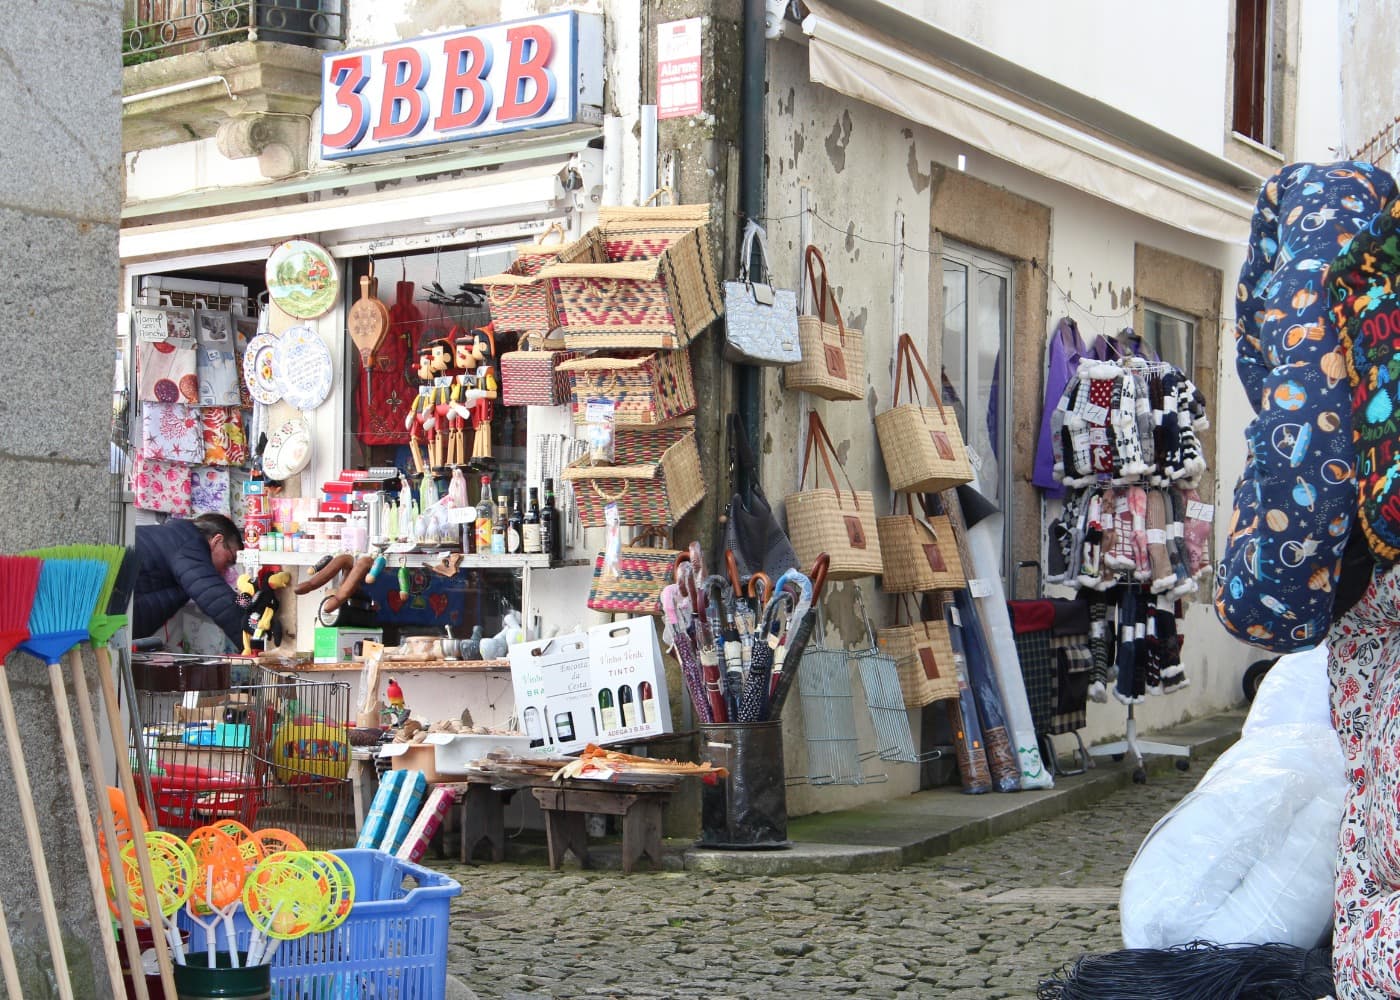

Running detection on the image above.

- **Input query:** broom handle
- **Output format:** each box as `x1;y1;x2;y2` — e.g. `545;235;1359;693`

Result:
68;651;151;1000
0;894;25;998
0;665;77;999
46;657;127;998
95;646;179;1000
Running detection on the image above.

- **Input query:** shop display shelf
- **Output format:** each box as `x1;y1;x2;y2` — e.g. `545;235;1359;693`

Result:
239;550;556;569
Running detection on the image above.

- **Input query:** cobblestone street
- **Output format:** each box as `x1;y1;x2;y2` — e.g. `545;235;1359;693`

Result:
441;752;1218;999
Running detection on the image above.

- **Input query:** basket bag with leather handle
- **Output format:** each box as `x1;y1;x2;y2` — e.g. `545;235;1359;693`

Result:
722;413;799;581
588;530;683;616
784;410;881;581
877;594;959;709
500;332;577;407
876;493;965;593
876;333;974;493
784;246;864;400
724;221;802;366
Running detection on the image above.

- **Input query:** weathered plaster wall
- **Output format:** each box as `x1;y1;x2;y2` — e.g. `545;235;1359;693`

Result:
0;1;125;996
764;35;1253;813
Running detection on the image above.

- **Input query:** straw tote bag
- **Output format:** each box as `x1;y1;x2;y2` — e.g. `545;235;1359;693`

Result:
876;494;965;593
876;333;974;493
784;246;864;400
588;530;684;616
784;410;882;581
877;594;959;709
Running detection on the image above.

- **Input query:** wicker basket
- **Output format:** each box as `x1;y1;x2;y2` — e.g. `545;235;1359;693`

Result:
500;335;576;407
876;333;974;493
478;226;578;335
558;349;696;428
784;246;865;401
784;410;882;581
541;213;721;350
587;532;683;616
878;599;958;709
563;426;705;529
876;497;965;593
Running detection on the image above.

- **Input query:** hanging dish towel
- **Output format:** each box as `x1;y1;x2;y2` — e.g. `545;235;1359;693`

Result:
132;453;193;516
139;402;203;464
201;406;249;466
190;466;232;516
195;309;241;406
137;339;199;404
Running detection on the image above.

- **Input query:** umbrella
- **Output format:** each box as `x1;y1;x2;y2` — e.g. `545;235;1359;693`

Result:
738;591;793;723
662;584;710;723
765;555;829;720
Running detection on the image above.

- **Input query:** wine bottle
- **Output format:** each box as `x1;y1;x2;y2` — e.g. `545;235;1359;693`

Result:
508;489;524;554
491;493;507;554
639;680;658;725
553;711;576;743
523;487;543;555
618;684;637;728
542;478;561;561
523;706;544;749
475;475;494;553
597;688;620;731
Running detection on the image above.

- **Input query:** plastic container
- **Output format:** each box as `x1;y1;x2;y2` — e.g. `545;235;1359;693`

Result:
173;955;270;999
178;849;461;998
697;721;790;849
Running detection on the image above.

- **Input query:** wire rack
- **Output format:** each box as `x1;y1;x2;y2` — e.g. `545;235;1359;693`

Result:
795;644;883;786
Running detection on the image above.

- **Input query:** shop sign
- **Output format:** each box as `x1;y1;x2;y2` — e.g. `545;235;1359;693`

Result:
320;11;603;161
656;17;703;120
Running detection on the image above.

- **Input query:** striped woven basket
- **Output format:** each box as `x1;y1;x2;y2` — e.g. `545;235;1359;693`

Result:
558;349;696;428
479;225;588;335
587;534;683;616
563;426;705;529
500;335;576;407
878;601;958;709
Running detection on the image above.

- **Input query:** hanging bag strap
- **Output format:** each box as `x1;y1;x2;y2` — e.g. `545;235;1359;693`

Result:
798;410;862;509
892;333;957;424
740;221;774;286
803;246;846;344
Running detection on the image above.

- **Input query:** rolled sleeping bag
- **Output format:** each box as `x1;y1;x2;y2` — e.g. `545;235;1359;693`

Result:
1215;160;1395;653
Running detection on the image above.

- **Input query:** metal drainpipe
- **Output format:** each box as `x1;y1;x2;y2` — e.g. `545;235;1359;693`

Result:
738;0;767;455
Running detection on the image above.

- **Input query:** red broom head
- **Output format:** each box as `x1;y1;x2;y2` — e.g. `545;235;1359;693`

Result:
0;555;42;660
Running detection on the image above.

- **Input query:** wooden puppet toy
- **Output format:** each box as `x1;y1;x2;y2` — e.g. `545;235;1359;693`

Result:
428;337;456;469
405;345;436;474
469;324;499;464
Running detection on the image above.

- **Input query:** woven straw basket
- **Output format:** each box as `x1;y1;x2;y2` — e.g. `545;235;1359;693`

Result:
876;333;974;493
563;426;705;529
878;610;958;709
784;410;882;581
479;225;575;335
500;334;576;407
587;532;682;616
784;246;865;401
558;349;696;428
876;500;965;593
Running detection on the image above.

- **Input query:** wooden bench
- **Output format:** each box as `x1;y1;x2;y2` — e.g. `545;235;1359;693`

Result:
531;781;675;874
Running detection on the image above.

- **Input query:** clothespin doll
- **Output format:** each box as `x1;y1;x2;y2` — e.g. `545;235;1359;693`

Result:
405;345;436;474
428;337;456;469
468;325;499;465
446;327;475;467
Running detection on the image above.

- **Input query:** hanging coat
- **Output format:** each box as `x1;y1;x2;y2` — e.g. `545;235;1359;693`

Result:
1034;318;1095;497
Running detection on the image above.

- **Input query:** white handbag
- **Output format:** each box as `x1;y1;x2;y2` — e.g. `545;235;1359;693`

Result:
723;222;802;366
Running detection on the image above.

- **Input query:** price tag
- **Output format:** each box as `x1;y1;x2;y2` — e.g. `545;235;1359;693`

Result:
1083;403;1110;425
948;605;962;627
1145;528;1167;544
967;577;993;598
1187;501;1215;523
448;507;475;525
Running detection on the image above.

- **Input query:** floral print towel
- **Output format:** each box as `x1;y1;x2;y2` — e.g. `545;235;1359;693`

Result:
132;453;192;515
190;466;231;516
201;407;248;466
140;402;203;464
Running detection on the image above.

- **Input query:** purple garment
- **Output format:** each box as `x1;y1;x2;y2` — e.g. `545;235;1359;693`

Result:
1033;318;1093;497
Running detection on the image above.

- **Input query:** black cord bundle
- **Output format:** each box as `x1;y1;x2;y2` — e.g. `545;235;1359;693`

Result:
1037;940;1334;1000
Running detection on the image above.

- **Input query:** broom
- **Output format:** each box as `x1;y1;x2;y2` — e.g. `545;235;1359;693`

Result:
18;553;125;999
83;545;179;1000
0;555;45;999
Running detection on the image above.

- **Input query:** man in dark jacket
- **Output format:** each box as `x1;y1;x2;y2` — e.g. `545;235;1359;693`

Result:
133;513;248;648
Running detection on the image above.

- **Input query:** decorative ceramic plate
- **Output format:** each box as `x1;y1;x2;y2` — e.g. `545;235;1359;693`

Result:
274;325;334;411
262;416;313;481
243;333;282;405
266;239;340;320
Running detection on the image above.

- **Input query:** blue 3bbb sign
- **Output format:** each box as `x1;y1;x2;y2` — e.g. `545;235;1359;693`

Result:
320;11;603;160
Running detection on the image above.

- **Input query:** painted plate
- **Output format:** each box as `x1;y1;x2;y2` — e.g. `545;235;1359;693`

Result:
266;239;340;320
261;416;313;481
274;325;334;411
243;333;282;405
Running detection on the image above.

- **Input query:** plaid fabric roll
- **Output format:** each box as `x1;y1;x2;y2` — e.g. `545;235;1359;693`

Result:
1008;600;1057;735
1049;637;1091;734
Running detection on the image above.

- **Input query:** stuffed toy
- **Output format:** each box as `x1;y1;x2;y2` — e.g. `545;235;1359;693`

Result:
237;568;292;653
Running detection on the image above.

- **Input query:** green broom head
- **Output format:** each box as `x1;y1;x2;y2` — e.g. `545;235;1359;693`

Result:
18;557;108;665
92;547;137;647
0;555;43;660
25;543;128;645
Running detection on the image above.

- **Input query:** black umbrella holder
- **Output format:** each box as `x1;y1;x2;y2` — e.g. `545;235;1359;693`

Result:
697;720;790;849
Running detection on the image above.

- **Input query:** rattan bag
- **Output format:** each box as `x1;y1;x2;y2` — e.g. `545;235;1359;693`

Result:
876;333;974;493
562;426;705;529
479;225;574;335
784;410;882;581
500;333;576;407
784;245;865;401
876;494;965;593
588;531;683;616
877;596;959;709
558;349;696;428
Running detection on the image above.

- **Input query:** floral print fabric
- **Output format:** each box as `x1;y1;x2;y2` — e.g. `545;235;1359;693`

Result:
140;402;203;464
132;453;192;516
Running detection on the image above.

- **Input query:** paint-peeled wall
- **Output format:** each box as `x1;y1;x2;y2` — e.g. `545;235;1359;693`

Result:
764;36;1254;814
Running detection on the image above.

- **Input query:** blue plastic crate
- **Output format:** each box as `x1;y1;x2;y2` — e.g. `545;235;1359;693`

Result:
178;848;461;998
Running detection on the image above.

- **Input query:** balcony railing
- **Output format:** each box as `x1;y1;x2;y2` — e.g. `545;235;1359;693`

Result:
123;0;344;64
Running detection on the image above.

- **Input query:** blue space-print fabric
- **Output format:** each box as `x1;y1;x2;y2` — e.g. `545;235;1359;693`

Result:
1215;161;1395;652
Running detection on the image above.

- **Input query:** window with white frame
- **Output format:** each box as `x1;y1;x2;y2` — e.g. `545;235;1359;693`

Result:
940;242;1012;581
1141;302;1196;374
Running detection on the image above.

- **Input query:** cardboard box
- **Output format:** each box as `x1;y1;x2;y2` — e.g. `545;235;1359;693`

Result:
172;692;251;725
586;617;673;743
313;626;383;664
509;632;599;755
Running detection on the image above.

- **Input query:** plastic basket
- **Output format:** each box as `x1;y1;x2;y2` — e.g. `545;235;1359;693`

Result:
178;849;461;999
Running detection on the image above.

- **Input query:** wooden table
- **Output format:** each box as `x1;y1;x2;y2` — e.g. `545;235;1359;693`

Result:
531;780;676;874
438;778;520;863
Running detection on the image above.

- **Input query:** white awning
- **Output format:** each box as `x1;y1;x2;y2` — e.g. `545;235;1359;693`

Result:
801;2;1255;244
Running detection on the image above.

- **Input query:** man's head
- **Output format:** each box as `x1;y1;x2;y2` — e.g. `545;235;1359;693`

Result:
193;513;242;574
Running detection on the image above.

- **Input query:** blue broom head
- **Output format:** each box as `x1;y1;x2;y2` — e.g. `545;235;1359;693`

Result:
19;558;108;664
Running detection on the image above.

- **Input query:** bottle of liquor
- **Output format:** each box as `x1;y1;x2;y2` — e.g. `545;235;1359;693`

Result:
553;711;576;744
523;487;542;555
491;493;508;554
507;489;524;554
542;478;561;561
618;684;637;728
523;706;544;748
639;680;658;725
474;475;494;553
597;688;620;731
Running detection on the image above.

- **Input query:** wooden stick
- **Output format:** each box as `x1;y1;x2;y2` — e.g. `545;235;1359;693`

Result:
69;651;151;1000
94;646;179;1000
47;656;127;997
0;894;26;998
0;665;76;999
